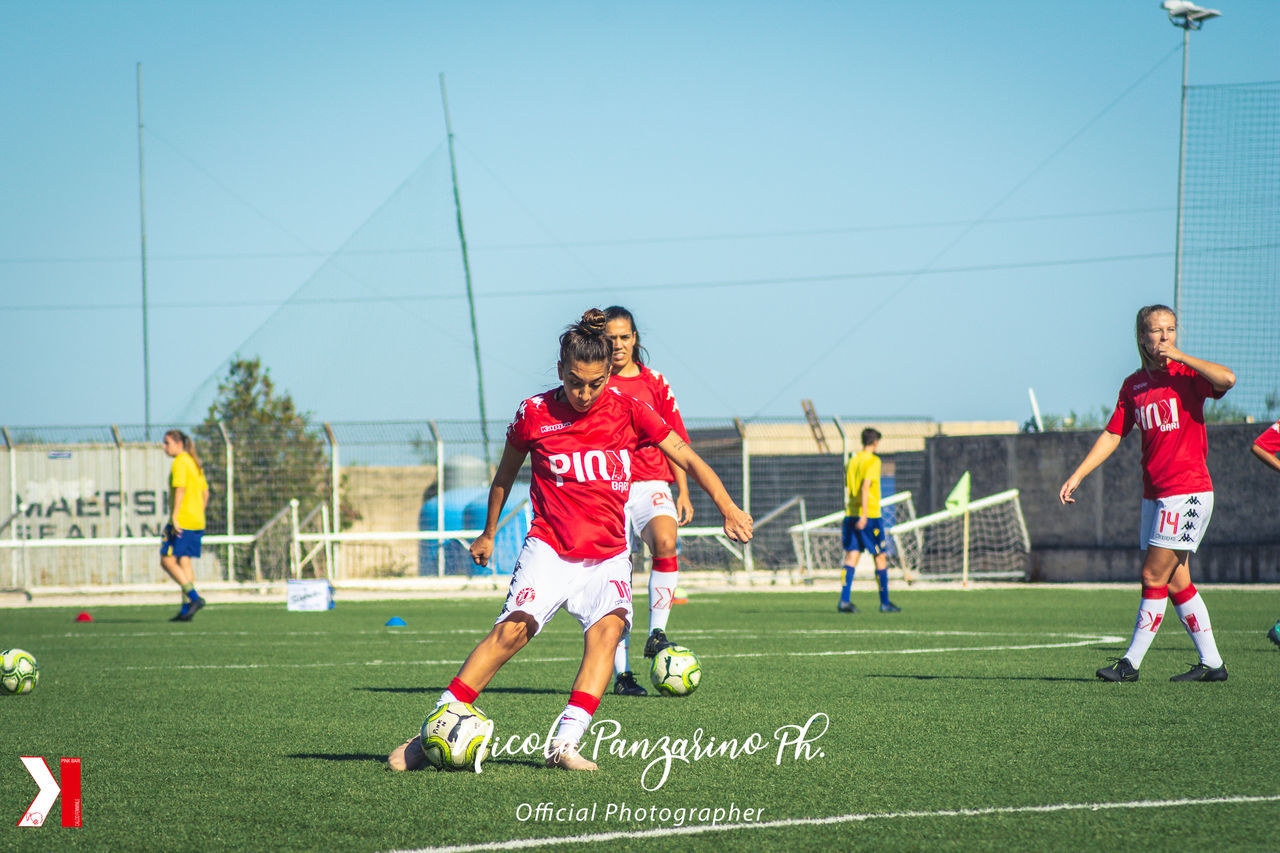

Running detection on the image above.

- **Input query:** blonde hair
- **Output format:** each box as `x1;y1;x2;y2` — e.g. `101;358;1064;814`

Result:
1135;304;1176;372
165;429;203;474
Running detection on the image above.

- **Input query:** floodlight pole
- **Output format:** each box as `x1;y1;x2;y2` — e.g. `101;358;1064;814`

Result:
1165;3;1222;316
1173;25;1191;317
136;62;152;439
439;73;492;467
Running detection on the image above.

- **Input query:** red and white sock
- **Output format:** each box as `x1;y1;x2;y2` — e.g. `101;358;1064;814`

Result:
1122;585;1168;668
553;691;599;745
1171;583;1223;668
649;555;678;634
613;635;630;675
437;676;478;708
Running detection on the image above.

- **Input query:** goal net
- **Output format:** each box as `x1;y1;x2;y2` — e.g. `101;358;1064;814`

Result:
887;489;1030;580
786;492;919;578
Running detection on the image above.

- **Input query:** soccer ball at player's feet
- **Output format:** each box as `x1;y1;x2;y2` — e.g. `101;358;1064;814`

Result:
650;645;701;697
420;701;494;771
1267;620;1280;649
643;628;673;659
0;648;39;695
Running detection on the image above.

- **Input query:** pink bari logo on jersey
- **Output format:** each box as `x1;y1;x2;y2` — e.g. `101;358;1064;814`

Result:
18;757;81;828
547;449;632;487
608;580;632;602
515;587;536;606
1136;397;1181;433
1158;510;1181;536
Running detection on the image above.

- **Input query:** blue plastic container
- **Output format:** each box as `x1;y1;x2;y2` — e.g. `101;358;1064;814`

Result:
419;485;532;576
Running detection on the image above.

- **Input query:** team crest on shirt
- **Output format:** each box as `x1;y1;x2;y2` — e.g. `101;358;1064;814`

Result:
515;587;535;606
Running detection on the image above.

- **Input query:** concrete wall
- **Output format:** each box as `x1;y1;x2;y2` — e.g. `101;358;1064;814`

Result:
921;424;1280;581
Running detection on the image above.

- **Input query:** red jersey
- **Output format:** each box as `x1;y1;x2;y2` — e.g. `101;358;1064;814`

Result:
506;385;672;559
1255;420;1280;455
1104;361;1225;499
607;365;691;483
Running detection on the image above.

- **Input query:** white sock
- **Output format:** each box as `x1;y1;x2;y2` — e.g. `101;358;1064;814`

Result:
1123;587;1168;669
553;704;593;745
613;635;630;675
1172;586;1223;668
435;688;458;708
649;556;678;634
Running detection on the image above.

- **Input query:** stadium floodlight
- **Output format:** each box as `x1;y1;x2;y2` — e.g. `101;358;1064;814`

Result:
1162;1;1222;29
1163;1;1222;315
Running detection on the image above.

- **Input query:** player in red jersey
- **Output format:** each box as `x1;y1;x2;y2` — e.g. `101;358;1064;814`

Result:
602;306;694;696
1060;304;1235;683
388;309;752;771
1250;419;1280;648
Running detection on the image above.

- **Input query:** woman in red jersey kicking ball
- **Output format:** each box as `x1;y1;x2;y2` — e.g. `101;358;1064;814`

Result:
389;309;752;771
602;306;695;696
1059;304;1235;683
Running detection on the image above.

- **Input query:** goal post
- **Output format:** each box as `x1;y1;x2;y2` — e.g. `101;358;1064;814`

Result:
787;492;920;579
887;488;1030;582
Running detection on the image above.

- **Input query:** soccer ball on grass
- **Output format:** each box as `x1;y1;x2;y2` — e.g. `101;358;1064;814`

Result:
650;644;701;696
1;648;39;695
421;701;494;772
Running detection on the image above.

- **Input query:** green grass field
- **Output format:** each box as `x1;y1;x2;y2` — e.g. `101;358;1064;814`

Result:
2;587;1279;852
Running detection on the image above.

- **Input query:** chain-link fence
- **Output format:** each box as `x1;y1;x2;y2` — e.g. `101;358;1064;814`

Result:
1;417;997;590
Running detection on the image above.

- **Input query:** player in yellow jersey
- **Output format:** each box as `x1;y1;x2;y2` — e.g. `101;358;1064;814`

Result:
161;429;209;622
838;428;899;613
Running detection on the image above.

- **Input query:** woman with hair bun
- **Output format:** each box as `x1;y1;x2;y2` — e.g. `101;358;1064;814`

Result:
388;309;752;772
1060;304;1235;683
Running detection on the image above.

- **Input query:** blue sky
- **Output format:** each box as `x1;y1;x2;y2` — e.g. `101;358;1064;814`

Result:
3;1;1278;430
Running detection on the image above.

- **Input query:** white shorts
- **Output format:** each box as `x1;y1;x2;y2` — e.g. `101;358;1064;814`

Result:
626;480;679;544
494;537;634;636
1140;491;1213;553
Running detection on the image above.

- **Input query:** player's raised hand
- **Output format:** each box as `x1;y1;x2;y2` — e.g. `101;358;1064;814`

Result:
1152;340;1186;364
470;533;495;567
723;508;753;542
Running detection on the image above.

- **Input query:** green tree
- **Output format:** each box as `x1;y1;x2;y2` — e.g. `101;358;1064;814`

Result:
195;357;357;580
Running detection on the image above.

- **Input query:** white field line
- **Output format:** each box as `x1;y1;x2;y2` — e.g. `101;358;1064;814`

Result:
383;794;1280;853
120;631;1122;671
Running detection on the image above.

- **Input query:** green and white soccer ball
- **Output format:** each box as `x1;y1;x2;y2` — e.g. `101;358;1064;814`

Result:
1;648;39;695
421;701;494;772
650;644;701;697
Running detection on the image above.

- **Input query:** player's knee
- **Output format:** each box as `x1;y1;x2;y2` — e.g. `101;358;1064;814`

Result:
493;614;536;650
650;533;678;558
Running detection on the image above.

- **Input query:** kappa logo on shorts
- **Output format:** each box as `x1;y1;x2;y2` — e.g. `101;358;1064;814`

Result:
1182;521;1195;531
1186;496;1201;505
1179;534;1195;543
515;587;536;606
1185;509;1199;518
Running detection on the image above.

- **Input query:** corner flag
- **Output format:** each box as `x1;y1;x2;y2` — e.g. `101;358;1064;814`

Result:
945;472;971;512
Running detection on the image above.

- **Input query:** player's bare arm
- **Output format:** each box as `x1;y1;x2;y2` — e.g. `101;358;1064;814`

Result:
1252;442;1280;475
856;480;871;530
1059;430;1123;505
658;433;753;542
172;486;186;534
1155;344;1236;392
470;441;529;567
672;459;693;525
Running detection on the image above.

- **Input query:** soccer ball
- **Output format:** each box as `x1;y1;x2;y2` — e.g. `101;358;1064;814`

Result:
421;701;494;772
1;648;39;695
650;644;701;697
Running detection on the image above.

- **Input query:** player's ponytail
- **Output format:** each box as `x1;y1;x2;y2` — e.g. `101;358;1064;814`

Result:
1135;304;1176;373
165;428;203;475
559;308;611;365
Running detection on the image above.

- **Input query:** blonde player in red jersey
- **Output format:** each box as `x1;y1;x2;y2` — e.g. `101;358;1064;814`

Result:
388;309;752;772
1250;419;1280;648
1060;304;1235;683
602;306;694;696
